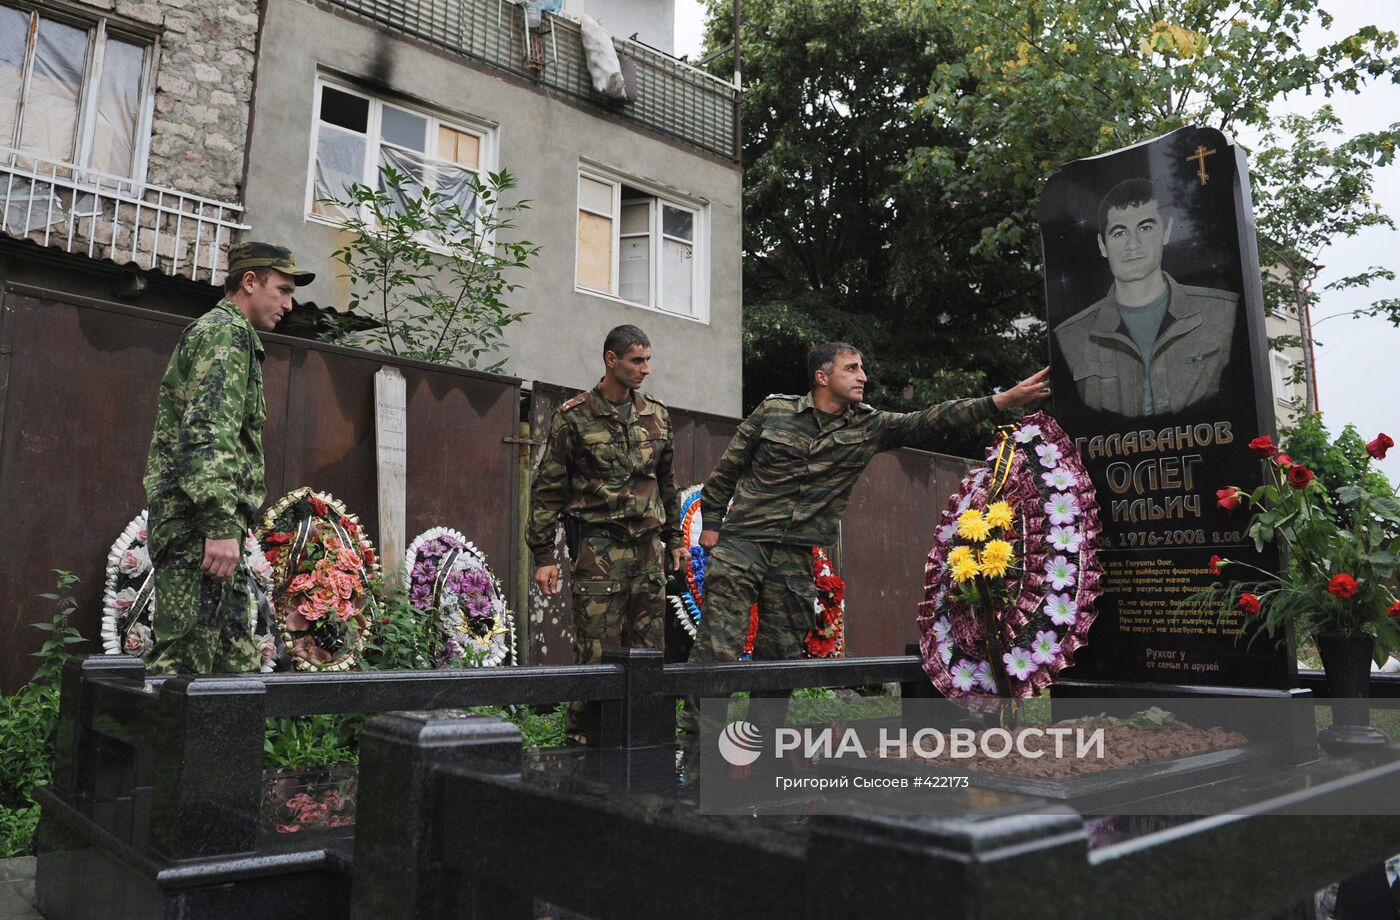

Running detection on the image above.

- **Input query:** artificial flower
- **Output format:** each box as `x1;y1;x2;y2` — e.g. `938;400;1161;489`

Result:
979;539;1015;578
1044;592;1076;626
1328;573;1358;599
1048;524;1083;554
1367;433;1393;460
1042;468;1075;491
938;640;953;664
951;660;979;692
957;509;992;541
1035;442;1063;467
932;616;952;643
985;501;1015;530
951;555;980;583
1031;630;1062;665
1003;648;1038;681
947;545;975;568
973;661;997;692
1013;424;1041;443
1045;555;1078;591
1044;492;1079;526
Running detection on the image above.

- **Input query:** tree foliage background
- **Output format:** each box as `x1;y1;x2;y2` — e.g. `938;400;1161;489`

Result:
702;0;1399;455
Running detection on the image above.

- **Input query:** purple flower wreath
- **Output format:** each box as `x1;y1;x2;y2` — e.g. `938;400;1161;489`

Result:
917;411;1103;706
405;527;515;667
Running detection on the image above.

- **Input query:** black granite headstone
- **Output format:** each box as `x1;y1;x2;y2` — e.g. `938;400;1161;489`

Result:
1040;125;1291;689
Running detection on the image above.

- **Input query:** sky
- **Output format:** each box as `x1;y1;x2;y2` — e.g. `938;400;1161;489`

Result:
673;3;1400;480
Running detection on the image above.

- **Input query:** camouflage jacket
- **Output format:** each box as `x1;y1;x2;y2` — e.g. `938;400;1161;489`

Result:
143;299;267;554
527;384;682;565
702;393;997;546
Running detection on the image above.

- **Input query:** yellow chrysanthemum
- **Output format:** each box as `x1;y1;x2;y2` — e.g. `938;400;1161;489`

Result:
985;501;1015;530
947;545;975;568
957;510;992;542
979;539;1015;578
951;556;981;583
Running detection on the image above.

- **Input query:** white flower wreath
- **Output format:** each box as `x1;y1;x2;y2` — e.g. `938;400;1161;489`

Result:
102;510;277;671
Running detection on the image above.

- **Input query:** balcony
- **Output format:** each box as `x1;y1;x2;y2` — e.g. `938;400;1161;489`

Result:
0;148;249;284
328;0;740;161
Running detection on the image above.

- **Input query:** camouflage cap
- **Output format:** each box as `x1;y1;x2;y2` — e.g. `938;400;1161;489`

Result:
226;241;315;286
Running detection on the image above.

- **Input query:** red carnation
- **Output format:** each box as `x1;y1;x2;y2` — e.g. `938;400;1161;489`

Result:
1209;555;1225;576
1274;453;1294;469
265;531;292;545
1248;435;1276;457
1388;600;1400;618
1238;593;1261;615
1216;487;1243;513
1366;433;1393;460
1328;573;1358;599
1287;465;1314;490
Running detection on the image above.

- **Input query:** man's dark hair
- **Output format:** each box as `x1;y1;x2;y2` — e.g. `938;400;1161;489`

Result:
808;342;861;388
603;324;650;358
1096;178;1162;236
223;266;272;294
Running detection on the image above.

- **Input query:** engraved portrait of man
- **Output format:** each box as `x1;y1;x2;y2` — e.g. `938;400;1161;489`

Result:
1051;178;1240;418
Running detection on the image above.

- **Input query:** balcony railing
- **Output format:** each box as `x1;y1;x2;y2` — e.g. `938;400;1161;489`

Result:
328;0;740;160
0;148;249;284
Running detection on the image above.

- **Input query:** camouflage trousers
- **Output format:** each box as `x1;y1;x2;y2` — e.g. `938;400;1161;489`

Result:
146;538;261;676
568;529;666;743
680;539;816;735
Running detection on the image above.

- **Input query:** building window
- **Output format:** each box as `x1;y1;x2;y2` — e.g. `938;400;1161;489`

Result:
576;167;706;320
0;3;154;179
1271;352;1295;405
308;79;493;227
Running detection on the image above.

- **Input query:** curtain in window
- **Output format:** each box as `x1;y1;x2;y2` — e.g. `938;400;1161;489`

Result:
312;122;366;217
19;18;85;165
89;37;144;178
0;6;28;148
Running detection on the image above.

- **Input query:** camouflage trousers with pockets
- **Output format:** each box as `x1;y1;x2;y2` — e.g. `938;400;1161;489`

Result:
680;539;816;734
568;529;666;743
146;537;261;676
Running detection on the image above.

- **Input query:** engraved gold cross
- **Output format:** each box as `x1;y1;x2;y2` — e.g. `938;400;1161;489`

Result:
1187;144;1217;186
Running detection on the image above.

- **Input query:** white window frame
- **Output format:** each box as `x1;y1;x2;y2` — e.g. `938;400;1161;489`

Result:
1;2;157;184
575;162;709;323
304;76;498;231
1271;352;1295;406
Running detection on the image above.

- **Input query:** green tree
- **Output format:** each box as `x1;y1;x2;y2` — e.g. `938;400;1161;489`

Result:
324;166;540;373
703;0;1043;455
1251;107;1399;408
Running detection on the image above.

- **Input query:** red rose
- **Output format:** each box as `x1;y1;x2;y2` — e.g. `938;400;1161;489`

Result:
1328;573;1358;599
1388;600;1400;618
1248;435;1276;457
1216;487;1243;513
1238;593;1261;615
1366;433;1393;460
1274;453;1294;469
308;496;329;518
265;531;292;545
1287;465;1314;490
1209;555;1225;576
264;547;282;564
362;548;376;568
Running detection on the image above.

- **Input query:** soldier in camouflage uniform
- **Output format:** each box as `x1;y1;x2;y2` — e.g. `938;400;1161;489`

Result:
682;344;1051;727
142;242;314;674
528;325;685;744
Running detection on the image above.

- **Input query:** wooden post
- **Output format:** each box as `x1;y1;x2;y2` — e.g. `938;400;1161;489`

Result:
375;366;407;588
